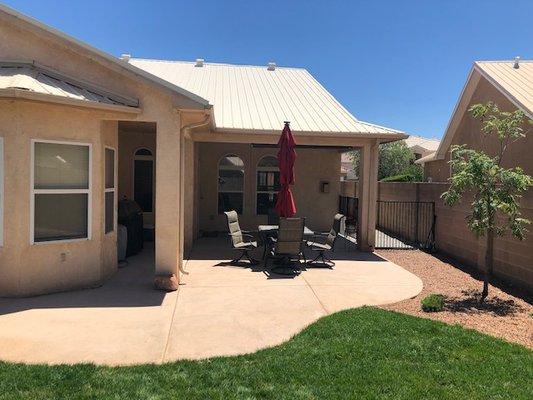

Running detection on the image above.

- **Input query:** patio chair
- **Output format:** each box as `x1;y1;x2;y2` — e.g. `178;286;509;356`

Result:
306;214;346;267
224;210;259;265
265;217;306;274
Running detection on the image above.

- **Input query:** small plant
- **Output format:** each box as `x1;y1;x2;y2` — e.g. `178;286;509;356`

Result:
421;294;445;312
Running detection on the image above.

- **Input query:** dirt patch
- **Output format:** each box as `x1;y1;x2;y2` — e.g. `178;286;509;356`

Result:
377;250;533;348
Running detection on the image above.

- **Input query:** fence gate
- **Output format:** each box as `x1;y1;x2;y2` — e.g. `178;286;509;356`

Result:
375;201;435;250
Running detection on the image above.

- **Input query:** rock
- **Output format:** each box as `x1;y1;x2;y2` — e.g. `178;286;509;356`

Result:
154;274;179;291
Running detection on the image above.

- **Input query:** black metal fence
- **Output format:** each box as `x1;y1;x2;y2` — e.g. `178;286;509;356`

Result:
339;196;436;250
376;201;435;250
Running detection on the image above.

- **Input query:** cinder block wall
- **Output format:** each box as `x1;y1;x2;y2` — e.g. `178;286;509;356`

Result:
340;181;533;289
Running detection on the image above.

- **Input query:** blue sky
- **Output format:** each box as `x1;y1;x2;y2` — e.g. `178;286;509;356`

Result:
3;0;532;139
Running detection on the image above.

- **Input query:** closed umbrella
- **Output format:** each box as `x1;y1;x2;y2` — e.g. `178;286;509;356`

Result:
275;121;297;217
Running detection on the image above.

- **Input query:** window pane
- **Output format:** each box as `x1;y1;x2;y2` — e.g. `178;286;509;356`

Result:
134;159;153;212
219;155;243;168
34;142;89;189
257;171;280;192
105;148;115;189
218;193;243;214
258;156;278;168
105;191;114;233
34;194;88;242
257;193;277;215
218;170;244;192
135;148;152;156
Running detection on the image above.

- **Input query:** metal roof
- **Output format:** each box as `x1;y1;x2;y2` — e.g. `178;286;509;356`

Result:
0;62;139;108
475;60;533;115
0;4;210;108
404;135;440;152
130;58;406;136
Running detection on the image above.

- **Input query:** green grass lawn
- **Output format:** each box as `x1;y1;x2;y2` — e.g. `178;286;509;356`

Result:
1;307;531;400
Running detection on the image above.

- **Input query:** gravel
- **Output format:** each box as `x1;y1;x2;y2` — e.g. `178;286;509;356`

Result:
377;249;533;349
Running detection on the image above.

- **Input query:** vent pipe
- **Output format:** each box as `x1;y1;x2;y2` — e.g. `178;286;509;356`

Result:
195;58;204;67
513;56;520;69
267;62;276;71
120;54;131;62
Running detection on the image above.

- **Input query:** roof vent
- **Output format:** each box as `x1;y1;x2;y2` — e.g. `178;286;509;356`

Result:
195;58;204;67
120;54;131;62
513;56;520;69
267;62;276;71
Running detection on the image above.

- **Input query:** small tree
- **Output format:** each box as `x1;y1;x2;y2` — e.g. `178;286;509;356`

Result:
442;102;532;301
350;140;423;181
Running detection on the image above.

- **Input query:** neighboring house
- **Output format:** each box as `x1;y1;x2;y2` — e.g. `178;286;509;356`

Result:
340;135;440;180
417;59;533;181
0;5;407;296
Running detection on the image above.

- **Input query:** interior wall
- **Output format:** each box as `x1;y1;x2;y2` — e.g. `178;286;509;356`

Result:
196;142;341;233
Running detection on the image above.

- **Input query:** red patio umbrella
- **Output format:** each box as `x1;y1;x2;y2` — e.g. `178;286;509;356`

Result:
275;121;297;217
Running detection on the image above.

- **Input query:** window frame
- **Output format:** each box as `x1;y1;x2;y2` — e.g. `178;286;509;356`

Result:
0;137;3;247
217;154;245;215
104;146;117;234
30;139;92;245
255;155;280;216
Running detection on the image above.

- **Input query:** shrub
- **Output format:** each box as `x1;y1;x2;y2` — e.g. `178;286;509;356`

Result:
421;294;444;312
381;173;415;182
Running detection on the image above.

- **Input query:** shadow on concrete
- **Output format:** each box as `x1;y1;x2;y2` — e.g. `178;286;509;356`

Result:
0;247;166;316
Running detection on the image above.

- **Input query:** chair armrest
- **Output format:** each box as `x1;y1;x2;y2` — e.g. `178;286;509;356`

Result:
228;232;255;241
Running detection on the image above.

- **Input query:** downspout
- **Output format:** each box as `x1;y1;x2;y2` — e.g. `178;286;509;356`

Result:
177;112;211;277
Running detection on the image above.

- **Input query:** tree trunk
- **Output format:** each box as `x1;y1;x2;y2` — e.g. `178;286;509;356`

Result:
481;228;494;302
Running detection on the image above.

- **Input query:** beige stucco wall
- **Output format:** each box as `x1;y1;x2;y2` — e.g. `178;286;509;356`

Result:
0;101;119;296
425;76;533;182
196;143;341;233
0;13;209;295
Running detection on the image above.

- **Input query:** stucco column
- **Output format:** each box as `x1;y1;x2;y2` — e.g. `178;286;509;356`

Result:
154;115;181;290
357;140;379;251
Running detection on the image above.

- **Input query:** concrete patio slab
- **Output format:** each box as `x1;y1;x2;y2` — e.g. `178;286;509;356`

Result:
0;237;422;365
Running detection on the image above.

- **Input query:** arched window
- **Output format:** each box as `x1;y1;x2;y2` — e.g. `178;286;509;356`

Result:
256;155;280;215
134;148;154;212
218;155;244;214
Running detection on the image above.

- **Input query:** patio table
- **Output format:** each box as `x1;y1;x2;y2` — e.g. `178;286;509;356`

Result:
258;224;314;261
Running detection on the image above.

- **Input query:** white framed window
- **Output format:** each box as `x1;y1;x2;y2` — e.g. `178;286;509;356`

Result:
218;154;244;214
30;139;92;244
256;155;279;215
105;147;116;234
0;137;4;246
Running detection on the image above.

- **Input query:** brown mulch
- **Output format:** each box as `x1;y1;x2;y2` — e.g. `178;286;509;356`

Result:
377;249;533;349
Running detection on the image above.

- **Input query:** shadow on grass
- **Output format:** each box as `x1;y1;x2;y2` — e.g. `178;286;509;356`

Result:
444;289;526;316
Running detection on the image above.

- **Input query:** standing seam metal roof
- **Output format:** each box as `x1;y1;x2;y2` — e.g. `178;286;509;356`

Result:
130;58;405;136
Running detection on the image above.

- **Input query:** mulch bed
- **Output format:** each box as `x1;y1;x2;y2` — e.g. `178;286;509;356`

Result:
377;249;533;349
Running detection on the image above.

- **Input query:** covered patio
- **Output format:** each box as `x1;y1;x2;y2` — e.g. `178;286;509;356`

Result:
0;237;422;365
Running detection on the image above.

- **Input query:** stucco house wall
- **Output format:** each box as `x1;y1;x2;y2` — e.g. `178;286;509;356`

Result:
0;12;206;295
197;143;341;233
425;75;533;182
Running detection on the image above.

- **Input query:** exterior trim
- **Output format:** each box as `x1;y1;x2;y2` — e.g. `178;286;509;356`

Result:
104;146;117;234
0;137;3;246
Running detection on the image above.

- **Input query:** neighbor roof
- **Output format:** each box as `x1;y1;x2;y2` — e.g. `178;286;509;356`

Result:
428;59;532;162
404;135;440;152
0;62;140;112
130;58;406;137
475;60;533;116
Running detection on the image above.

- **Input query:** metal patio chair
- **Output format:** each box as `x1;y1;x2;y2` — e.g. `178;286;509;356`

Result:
224;210;259;265
306;214;346;267
265;217;306;274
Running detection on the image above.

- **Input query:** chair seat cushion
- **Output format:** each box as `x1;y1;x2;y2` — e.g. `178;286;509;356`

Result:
235;241;257;249
306;241;332;251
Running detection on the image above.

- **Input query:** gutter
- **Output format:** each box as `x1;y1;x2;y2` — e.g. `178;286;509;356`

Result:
177;113;212;277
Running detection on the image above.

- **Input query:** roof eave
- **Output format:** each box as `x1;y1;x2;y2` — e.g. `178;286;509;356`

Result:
0;4;211;109
0;88;142;114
